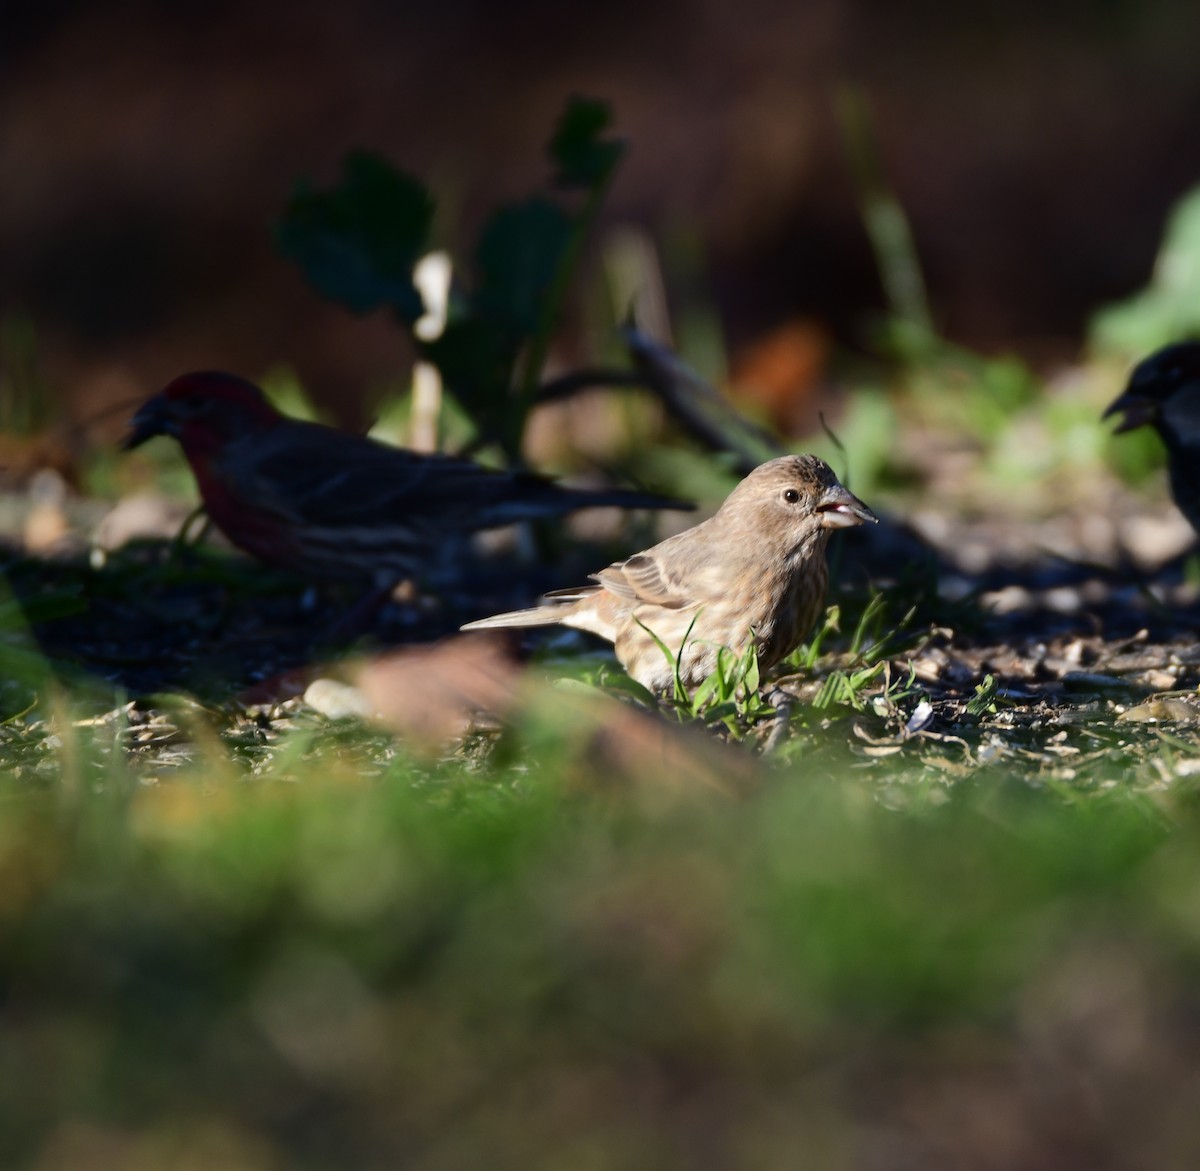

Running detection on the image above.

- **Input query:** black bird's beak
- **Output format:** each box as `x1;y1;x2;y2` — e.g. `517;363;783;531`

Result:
121;394;172;451
1102;390;1158;435
817;484;879;528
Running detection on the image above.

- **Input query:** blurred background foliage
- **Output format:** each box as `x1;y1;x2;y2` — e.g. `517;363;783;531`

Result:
2;0;1200;473
276;98;628;466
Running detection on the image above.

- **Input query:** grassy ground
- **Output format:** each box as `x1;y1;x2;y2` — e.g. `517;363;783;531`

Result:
3;528;1200;1168
1;699;1198;1170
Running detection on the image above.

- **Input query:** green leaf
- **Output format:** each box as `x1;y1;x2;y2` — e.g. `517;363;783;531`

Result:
276;151;434;323
420;317;517;426
1091;184;1200;354
966;674;999;717
594;669;659;708
742;645;760;695
0;589;85;628
474;198;574;336
549;97;625;189
691;670;723;713
634;614;697;707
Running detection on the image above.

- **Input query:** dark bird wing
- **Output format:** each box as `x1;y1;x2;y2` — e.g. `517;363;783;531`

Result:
229;421;685;534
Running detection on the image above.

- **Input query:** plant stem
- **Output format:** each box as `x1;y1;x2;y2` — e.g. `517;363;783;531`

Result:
509;146;626;461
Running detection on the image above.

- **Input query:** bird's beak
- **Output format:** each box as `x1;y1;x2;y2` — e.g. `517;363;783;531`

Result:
817;484;879;529
121;394;173;451
1102;390;1158;435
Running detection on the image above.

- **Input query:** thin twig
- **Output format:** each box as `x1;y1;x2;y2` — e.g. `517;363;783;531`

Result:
534;368;648;404
623;327;784;476
762;685;793;755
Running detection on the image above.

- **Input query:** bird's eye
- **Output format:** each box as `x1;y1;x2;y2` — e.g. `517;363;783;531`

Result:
782;487;800;504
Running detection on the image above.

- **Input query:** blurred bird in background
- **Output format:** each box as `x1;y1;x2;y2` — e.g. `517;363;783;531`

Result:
463;454;877;692
123;371;691;593
1104;342;1200;534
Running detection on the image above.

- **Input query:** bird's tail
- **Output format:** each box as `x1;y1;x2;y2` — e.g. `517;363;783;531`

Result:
461;605;565;631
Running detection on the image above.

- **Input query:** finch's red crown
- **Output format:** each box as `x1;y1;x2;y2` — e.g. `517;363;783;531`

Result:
159;372;283;420
124;371;284;452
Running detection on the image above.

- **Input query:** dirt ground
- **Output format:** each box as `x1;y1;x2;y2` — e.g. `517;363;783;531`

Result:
3;473;1198;790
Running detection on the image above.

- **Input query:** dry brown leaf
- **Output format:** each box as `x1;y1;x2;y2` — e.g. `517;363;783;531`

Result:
353;634;522;749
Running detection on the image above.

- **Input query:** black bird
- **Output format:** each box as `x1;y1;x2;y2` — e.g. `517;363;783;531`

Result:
1104;342;1200;533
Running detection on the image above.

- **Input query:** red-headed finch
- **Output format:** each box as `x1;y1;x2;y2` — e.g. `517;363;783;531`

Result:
122;371;690;587
1104;341;1200;534
462;454;878;692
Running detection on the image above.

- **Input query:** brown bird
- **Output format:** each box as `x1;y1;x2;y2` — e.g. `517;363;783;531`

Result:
462;455;878;692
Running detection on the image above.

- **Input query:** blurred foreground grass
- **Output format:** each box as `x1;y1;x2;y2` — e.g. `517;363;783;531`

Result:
3;691;1200;1169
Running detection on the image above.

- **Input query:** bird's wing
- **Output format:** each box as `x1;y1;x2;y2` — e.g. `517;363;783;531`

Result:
592;552;695;609
227;422;501;530
223;420;686;534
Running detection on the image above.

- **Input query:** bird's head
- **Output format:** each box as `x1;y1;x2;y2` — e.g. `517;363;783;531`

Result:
1104;342;1200;444
721;454;878;551
123;372;284;456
